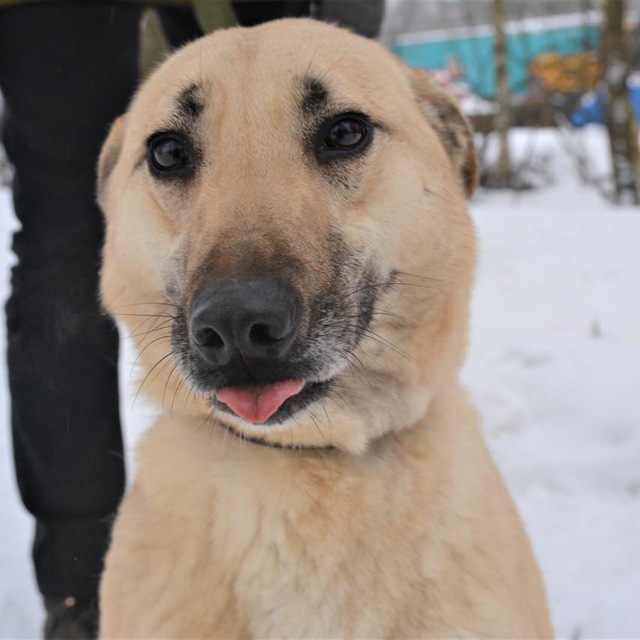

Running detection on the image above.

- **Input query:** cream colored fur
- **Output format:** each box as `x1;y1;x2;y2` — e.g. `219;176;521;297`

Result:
97;19;553;638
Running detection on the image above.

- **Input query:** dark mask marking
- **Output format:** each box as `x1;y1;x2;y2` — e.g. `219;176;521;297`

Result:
170;231;386;425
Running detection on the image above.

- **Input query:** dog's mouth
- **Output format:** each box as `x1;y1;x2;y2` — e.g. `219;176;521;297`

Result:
211;378;332;425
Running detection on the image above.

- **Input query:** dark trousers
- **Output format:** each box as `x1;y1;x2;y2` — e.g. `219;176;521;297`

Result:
0;3;201;601
0;0;380;604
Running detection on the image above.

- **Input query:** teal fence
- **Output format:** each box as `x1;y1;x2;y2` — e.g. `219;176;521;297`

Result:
392;19;600;99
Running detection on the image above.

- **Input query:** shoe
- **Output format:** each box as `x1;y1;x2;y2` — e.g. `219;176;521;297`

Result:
43;597;99;640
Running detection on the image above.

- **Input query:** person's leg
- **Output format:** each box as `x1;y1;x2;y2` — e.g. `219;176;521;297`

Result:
0;1;145;612
156;4;203;47
315;0;384;38
232;0;384;37
233;0;312;26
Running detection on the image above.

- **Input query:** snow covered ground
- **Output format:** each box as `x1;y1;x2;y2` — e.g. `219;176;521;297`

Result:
1;127;639;638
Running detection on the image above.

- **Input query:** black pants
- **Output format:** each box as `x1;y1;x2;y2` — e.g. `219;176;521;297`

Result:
0;2;203;602
0;0;380;604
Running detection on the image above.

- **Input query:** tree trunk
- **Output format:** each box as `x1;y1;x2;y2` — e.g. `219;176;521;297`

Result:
493;0;512;186
602;0;640;205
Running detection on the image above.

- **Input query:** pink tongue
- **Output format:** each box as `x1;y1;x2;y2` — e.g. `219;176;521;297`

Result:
216;379;305;424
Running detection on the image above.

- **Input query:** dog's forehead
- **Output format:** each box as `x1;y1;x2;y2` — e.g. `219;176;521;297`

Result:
131;19;410;127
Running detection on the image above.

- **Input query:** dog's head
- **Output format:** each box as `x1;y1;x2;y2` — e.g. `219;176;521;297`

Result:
98;19;477;453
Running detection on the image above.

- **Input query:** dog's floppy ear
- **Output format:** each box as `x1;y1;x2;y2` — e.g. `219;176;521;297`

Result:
97;115;127;209
407;67;478;198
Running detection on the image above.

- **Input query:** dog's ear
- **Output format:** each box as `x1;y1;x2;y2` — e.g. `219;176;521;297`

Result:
407;67;478;198
97;115;127;209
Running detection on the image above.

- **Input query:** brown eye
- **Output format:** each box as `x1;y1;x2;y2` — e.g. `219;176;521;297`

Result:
325;117;367;149
315;113;373;162
147;132;194;177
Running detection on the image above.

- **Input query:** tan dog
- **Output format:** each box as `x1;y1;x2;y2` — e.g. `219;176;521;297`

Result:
97;18;552;639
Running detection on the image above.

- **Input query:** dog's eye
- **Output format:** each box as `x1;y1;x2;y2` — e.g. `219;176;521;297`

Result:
326;118;367;148
147;133;193;177
316;113;372;161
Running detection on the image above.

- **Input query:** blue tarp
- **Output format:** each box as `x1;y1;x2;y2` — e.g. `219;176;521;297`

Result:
570;86;640;126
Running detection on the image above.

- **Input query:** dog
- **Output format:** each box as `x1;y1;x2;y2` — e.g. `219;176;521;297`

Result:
97;18;553;638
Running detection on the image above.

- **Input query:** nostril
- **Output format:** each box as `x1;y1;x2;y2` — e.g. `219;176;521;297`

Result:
193;326;225;349
249;322;283;346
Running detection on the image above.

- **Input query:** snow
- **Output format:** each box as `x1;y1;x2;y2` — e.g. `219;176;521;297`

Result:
1;127;639;638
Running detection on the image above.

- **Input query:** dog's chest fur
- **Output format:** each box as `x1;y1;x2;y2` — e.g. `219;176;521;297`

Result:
101;400;535;639
122;421;429;638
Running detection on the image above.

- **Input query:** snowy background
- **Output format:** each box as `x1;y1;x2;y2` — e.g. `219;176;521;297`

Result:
1;127;639;638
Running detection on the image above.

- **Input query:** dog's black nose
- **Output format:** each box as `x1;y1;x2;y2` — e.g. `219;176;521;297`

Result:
190;277;299;366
